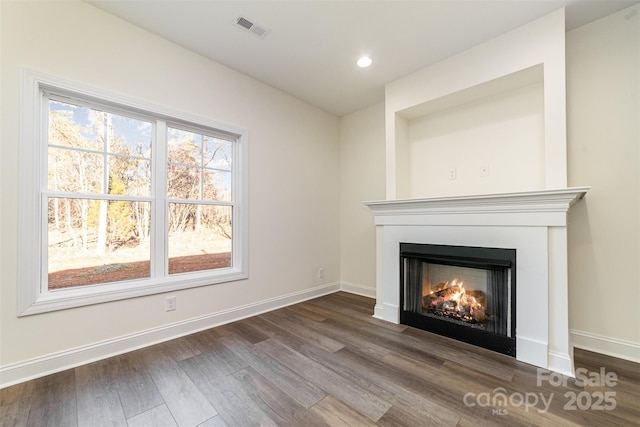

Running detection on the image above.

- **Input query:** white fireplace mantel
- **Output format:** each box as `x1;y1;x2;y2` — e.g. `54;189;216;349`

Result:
365;187;589;226
364;187;589;376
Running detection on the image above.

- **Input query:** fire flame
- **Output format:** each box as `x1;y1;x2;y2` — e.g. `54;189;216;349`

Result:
448;279;480;309
424;278;486;324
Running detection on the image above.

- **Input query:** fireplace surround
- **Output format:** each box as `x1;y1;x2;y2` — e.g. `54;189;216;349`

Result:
365;187;588;376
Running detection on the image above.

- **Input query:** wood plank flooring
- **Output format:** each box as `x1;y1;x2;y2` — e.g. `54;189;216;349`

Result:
1;292;638;426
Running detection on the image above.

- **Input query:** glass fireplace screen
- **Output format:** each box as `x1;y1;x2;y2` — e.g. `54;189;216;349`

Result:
403;259;511;336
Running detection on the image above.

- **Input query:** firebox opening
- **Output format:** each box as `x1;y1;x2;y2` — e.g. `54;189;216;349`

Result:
400;243;516;356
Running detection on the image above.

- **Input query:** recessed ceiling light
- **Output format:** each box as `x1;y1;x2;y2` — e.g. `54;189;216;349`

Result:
356;56;373;68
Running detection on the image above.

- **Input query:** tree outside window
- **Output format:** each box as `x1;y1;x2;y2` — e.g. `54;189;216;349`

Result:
18;70;248;315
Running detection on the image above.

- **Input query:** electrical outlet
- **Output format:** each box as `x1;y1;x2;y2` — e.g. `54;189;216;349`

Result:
448;168;457;180
166;296;176;312
480;163;490;177
318;268;325;279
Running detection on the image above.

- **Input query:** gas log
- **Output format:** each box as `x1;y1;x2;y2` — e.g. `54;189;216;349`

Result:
422;280;487;324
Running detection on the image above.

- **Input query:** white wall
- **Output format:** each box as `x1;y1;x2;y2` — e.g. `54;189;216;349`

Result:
566;5;640;360
339;103;385;295
408;82;545;197
0;1;340;382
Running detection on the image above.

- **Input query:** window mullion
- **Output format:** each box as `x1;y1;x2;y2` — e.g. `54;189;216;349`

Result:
152;121;168;278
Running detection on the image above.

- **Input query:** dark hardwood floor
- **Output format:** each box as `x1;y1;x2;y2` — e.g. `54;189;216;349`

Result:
1;292;638;426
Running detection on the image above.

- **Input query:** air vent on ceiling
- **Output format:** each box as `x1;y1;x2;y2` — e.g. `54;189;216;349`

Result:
233;15;270;39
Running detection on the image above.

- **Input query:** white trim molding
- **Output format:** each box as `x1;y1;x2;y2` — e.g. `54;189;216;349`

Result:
339;281;376;299
365;187;589;227
571;329;640;364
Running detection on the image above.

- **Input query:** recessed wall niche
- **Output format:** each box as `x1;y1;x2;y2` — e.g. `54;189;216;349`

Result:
394;65;545;199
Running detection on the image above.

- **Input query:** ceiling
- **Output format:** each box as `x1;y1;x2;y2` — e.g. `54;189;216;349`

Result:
87;0;639;117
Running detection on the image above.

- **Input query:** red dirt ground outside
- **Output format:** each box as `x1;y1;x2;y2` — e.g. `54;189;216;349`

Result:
48;252;232;290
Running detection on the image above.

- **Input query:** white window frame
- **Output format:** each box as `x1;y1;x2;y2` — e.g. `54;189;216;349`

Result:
18;69;249;316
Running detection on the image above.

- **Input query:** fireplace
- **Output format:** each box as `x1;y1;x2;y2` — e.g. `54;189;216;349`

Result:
400;243;516;356
364;188;589;375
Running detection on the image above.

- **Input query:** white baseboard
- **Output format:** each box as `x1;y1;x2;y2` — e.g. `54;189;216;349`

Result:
0;282;343;389
571;329;640;364
373;302;399;324
548;350;574;377
14;286;637;388
338;281;376;298
516;335;550;373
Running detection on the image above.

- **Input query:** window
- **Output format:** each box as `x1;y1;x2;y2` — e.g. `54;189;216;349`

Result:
18;70;248;315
